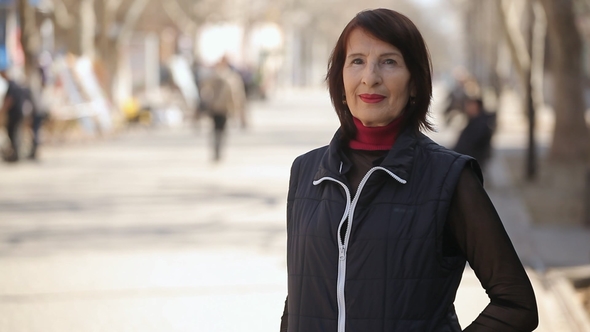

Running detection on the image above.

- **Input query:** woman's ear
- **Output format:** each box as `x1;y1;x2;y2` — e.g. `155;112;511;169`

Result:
409;81;416;98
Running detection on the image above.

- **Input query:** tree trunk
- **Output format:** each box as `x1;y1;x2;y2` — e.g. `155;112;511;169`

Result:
54;0;95;57
539;0;590;161
497;0;538;179
50;0;76;54
94;0;118;99
17;0;40;79
523;0;536;180
79;0;95;57
94;0;150;100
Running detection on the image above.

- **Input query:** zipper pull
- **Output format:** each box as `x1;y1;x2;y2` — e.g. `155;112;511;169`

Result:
339;246;346;260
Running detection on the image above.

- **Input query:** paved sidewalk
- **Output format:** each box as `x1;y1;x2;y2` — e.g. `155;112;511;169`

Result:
0;87;588;331
0;88;333;332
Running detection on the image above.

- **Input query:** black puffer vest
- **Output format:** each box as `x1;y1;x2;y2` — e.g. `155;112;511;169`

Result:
286;128;479;332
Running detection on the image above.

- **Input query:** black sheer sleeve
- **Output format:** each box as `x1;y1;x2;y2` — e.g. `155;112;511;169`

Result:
447;166;539;331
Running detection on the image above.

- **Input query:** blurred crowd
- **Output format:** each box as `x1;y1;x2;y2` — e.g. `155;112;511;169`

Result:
0;50;257;164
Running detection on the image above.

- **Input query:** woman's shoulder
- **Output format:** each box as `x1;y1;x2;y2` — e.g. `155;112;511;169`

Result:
414;132;483;182
293;145;330;167
415;132;461;157
412;132;479;168
290;130;343;176
287;145;331;188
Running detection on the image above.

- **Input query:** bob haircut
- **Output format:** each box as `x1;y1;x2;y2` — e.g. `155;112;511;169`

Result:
326;8;434;141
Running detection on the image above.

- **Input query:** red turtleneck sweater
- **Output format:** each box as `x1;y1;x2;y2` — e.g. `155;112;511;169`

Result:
346;116;403;196
349;116;403;151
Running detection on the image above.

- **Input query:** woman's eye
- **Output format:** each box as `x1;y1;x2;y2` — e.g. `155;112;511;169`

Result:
351;58;364;65
383;59;397;65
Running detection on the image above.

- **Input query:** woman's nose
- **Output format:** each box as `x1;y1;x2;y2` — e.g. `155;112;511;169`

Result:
362;63;382;86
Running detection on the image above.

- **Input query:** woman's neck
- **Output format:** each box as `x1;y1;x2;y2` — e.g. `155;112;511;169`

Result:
348;116;402;151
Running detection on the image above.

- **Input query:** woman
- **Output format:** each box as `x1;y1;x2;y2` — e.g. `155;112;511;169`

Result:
280;8;538;332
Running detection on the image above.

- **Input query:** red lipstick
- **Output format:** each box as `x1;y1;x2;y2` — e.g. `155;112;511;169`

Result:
359;94;385;103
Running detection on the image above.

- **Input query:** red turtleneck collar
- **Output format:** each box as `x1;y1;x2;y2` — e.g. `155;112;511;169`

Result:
349;116;403;151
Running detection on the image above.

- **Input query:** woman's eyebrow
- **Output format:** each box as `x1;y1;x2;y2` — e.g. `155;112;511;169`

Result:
346;51;403;59
346;53;365;59
380;52;403;58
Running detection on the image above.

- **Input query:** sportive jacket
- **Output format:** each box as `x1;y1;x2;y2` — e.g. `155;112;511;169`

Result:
283;128;480;331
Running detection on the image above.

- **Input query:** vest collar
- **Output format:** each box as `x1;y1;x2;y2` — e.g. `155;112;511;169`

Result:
313;127;417;183
313;129;351;182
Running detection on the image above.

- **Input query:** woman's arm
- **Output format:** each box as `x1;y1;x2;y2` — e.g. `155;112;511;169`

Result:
447;166;539;331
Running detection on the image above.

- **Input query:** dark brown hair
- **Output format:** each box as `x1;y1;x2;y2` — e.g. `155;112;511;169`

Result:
326;8;434;141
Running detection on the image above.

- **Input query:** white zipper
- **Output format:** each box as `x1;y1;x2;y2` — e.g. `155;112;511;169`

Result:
313;166;406;332
313;176;351;332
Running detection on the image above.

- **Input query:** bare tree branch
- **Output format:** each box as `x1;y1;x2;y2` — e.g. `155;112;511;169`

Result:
53;0;75;29
531;1;547;109
162;0;199;34
497;0;531;77
117;0;151;46
578;0;590;12
106;0;124;12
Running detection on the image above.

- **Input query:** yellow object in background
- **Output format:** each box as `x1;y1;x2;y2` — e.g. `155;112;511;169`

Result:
122;97;140;121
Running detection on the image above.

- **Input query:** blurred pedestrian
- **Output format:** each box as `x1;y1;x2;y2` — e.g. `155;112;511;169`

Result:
24;64;53;160
443;68;469;125
0;70;26;162
281;8;537;332
453;97;496;172
443;68;481;127
198;56;246;161
224;58;248;129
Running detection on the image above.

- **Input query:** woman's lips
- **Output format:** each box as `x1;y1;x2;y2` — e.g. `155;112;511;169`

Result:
359;94;385;103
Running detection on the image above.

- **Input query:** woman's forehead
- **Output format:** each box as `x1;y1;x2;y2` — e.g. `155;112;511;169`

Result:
346;28;402;55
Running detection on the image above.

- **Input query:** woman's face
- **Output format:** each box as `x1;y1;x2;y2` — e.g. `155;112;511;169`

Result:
343;28;413;127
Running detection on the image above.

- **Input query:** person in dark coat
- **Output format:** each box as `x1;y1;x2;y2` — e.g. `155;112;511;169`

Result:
453;97;496;172
0;70;25;162
443;68;469;125
280;8;537;332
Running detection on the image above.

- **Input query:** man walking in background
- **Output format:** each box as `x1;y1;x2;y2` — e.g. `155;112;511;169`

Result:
198;56;246;162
